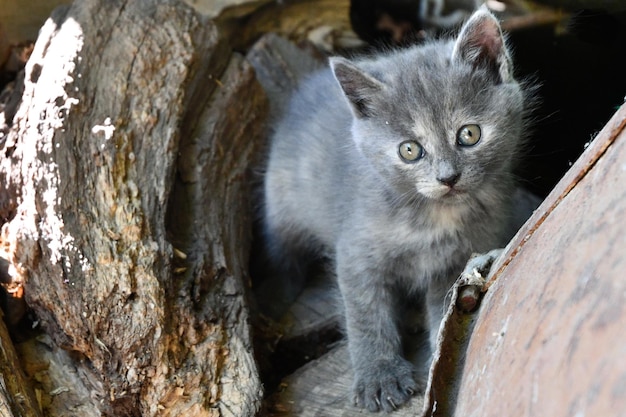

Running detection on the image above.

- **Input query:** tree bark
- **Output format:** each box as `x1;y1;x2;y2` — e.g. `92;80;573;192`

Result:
0;0;266;415
0;309;42;417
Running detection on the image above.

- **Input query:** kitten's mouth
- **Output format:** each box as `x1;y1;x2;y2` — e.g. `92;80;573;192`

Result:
445;188;465;196
419;185;467;200
418;185;468;203
439;187;468;202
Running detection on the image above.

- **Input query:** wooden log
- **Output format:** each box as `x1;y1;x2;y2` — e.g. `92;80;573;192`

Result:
0;309;42;417
0;0;266;415
16;334;101;417
277;274;340;342
265;344;425;416
247;33;325;119
181;0;272;20
221;0;356;51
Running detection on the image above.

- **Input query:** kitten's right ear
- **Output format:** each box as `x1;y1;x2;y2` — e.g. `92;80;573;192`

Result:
452;6;513;84
330;57;384;118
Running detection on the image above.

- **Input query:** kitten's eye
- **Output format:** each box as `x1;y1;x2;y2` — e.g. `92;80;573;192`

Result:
457;124;481;146
398;140;424;162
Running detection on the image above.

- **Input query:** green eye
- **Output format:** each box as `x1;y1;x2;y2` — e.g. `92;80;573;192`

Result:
398;140;424;162
457;124;481;146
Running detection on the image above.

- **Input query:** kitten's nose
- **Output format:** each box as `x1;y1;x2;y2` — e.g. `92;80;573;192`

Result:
437;173;461;187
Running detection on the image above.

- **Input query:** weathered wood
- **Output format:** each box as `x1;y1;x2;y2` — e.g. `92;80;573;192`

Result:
0;0;266;415
266;344;425;416
164;50;267;416
0;387;13;417
247;33;325;119
222;0;356;51
181;0;271;20
0;310;42;417
16;334;101;417
278;274;340;342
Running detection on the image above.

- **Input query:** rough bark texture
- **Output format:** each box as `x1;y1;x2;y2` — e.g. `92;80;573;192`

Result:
0;0;265;416
0;309;42;417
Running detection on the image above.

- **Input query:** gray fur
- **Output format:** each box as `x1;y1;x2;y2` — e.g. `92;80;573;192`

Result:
262;7;531;413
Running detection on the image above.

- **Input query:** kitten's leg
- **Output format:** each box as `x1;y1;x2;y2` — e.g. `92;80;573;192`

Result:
425;276;454;351
338;262;422;412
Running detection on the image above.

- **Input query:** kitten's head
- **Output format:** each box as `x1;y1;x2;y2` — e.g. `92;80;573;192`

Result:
331;7;528;204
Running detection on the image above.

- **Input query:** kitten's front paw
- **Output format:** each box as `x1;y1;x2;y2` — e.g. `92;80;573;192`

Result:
353;357;423;413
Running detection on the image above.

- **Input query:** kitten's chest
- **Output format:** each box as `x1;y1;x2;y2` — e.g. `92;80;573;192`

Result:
383;201;472;244
389;234;469;283
368;203;475;278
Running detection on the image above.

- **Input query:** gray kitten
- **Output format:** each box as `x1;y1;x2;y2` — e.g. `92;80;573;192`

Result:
263;7;530;412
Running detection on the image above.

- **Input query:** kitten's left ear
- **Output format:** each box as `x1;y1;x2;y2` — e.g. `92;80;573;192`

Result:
452;6;513;83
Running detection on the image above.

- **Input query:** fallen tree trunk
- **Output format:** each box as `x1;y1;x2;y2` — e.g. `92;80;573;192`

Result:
0;0;266;415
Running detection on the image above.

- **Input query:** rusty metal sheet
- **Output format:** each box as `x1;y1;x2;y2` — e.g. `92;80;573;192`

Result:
452;105;626;417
